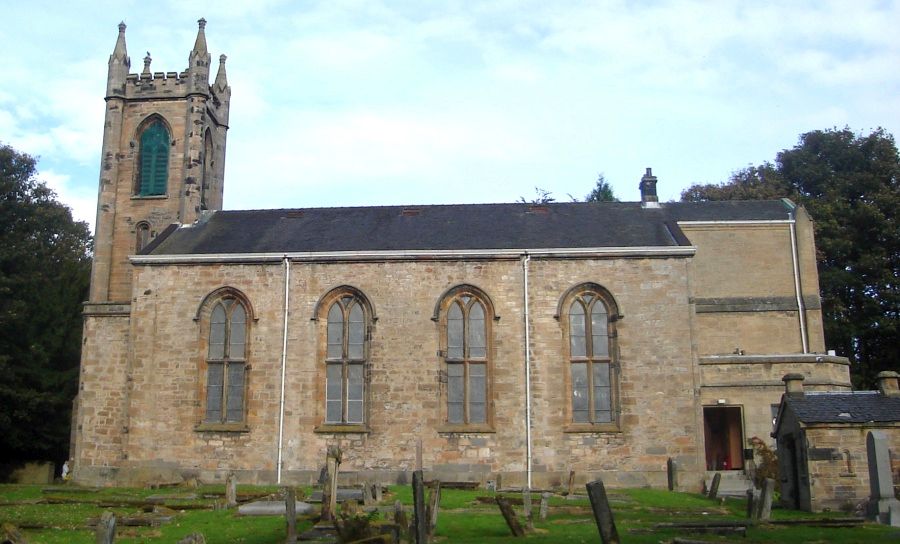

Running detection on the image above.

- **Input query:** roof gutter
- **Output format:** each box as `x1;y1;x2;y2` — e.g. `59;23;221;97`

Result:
131;246;697;265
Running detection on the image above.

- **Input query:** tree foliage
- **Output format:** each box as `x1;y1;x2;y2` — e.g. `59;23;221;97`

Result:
682;128;899;387
0;143;92;465
519;186;556;204
585;174;618;202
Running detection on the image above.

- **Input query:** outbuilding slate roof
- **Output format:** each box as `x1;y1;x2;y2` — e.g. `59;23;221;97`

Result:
785;392;900;424
145;200;794;256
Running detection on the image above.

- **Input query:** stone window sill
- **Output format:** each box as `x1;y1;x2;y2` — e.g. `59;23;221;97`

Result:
314;424;370;434
194;423;249;433
563;423;621;433
131;194;168;200
437;424;496;434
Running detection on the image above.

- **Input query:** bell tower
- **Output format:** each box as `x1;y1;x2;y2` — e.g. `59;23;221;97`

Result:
89;19;230;303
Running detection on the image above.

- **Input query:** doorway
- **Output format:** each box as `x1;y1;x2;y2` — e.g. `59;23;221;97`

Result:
703;406;744;471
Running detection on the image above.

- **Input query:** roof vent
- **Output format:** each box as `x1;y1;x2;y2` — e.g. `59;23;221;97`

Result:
401;208;421;217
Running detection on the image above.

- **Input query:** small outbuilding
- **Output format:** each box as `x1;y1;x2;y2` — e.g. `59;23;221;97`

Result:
773;371;900;512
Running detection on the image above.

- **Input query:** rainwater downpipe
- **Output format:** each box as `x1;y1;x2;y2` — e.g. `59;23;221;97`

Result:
522;253;533;490
276;256;291;484
788;212;809;354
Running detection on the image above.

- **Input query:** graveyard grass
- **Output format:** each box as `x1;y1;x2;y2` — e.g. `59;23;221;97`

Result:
2;483;898;543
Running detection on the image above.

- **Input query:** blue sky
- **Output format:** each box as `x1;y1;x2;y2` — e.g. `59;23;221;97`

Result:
3;1;899;231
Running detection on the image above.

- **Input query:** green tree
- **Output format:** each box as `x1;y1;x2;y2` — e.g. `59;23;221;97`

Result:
0;143;92;468
519;186;556;204
585;174;618;202
682;128;899;388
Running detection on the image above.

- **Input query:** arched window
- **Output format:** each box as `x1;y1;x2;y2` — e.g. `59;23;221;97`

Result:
135;222;151;253
439;286;493;427
563;285;619;427
205;297;248;424
136;118;169;196
324;292;369;425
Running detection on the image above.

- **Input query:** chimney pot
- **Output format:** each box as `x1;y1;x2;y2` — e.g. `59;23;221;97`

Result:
640;167;659;207
875;371;900;397
782;373;805;396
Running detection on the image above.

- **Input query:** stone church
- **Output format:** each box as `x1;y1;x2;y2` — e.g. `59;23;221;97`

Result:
73;21;851;490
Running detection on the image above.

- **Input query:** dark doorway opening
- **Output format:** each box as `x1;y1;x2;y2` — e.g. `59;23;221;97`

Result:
703;406;744;471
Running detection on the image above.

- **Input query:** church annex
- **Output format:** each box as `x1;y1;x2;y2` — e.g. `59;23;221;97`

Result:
73;21;851;490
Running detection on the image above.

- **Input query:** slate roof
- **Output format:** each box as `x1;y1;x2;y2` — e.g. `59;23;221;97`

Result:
145;200;794;256
785;391;900;424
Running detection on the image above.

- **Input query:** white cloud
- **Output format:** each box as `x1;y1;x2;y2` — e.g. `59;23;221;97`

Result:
37;169;97;232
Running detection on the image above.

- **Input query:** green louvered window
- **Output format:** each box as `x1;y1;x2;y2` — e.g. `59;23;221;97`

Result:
137;120;169;196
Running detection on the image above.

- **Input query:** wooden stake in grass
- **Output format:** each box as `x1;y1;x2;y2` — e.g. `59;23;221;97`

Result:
495;496;526;537
586;479;620;544
412;470;427;544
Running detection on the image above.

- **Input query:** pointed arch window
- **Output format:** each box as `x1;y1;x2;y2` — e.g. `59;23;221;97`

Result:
325;295;368;425
205;297;247;424
563;285;620;429
136;119;169;196
439;286;493;429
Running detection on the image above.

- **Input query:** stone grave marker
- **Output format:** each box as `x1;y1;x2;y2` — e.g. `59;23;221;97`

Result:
586;479;620;544
707;473;721;499
412;470;427;544
756;478;775;521
363;481;374;507
567;470;576;496
495;497;526;537
523;488;534;531
320;445;342;523
667;458;677;491
374;482;383;502
95;511;116;544
745;489;756;519
426;481;441;536
176;533;206;544
225;472;237;508
284;487;297;544
866;430;900;526
539;491;550;521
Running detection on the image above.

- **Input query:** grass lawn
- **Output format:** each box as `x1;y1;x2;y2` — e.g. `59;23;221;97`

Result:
1;483;898;543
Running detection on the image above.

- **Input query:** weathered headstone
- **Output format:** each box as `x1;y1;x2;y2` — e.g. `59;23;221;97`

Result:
95;511;116;544
363;481;374;507
320;446;342;523
373;482;383;502
495;497;526;537
523;488;534;531
176;533;206;544
567;470;576;496
667;458;677;491
225;472;237;508
756;478;775;521
496;473;503;491
707;473;721;499
412;470;427;544
539;491;550;521
285;487;297;544
586;479;620;544
866;431;900;526
426;481;441;536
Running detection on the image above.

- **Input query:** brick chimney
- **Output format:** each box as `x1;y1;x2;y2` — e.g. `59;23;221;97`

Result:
782;373;805;397
875;371;900;397
639;168;659;208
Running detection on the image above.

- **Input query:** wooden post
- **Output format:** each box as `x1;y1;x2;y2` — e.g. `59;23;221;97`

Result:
707;473;722;499
426;481;441;536
394;500;409;534
321;446;342;522
95;511;116;544
539;492;550;521
495;497;526;537
225;472;237;508
586;479;620;544
666;458;677;491
745;488;756;519
567;470;576;496
285;487;297;544
412;470;427;544
523;488;534;531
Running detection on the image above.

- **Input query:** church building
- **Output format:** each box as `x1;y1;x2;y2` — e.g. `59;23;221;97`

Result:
73;21;851;490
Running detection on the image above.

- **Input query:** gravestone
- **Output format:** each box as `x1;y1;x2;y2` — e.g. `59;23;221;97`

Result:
374;482;383;502
567;470;576;496
757;478;775;521
363;481;374;507
866;431;900;526
95;511;116;544
586;479;620;544
539;491;550;521
284;487;297;544
667;458;677;491
225;472;237;508
495;497;526;537
426;481;441;536
522;488;534;531
412;470;427;544
320;446;342;523
707;473;721;499
176;533;206;544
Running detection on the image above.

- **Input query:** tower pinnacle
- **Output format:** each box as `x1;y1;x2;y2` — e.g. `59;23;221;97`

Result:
106;22;130;97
